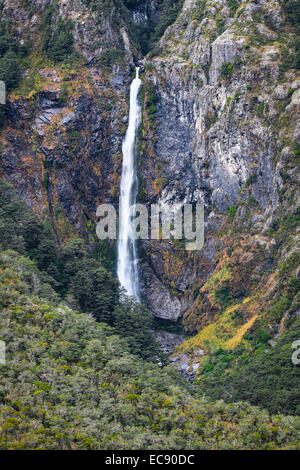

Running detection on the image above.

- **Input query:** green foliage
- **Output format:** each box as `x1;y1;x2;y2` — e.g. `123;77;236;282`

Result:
197;320;300;415
0;20;28;127
204;110;217;130
1;255;300;449
154;0;183;40
133;20;156;56
295;37;300;69
216;16;226;35
281;209;300;230
290;277;300;290
130;0;183;55
42;172;49;189
200;348;238;377
97;48;125;66
256;328;272;344
0;250;60;306
42;5;73;62
215;286;231;306
245;173;257;186
41;2;54;51
0;180;59;283
228;205;237;217
145;83;158;122
123;0;144;7
113;296;163;361
280;1;300;70
0;21;21;57
269;296;291;322
0;103;5;128
69;258;119;323
257;101;265;118
282;0;300;27
227;0;240;16
0;180;159;360
221;62;233;76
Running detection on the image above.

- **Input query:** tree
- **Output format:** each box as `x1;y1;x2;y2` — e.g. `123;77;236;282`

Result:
113;295;162;361
49;26;73;62
70;258;119;323
0;50;21;90
42;10;73;63
0;21;19;56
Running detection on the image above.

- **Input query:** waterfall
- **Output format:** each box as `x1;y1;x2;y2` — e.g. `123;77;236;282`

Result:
117;67;142;300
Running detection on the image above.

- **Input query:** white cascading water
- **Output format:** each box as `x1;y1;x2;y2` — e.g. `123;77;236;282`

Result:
117;67;142;300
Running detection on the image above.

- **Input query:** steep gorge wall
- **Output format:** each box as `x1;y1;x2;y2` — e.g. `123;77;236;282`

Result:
0;0;137;239
0;0;299;370
139;0;300;333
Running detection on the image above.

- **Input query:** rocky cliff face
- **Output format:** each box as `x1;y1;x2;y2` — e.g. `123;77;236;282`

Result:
0;0;137;241
0;0;299;373
138;0;300;331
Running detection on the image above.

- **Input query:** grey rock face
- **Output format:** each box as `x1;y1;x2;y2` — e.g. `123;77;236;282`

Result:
140;260;183;321
130;0;159;24
2;76;130;232
170;352;200;381
209;30;245;84
137;0;299;321
154;330;184;354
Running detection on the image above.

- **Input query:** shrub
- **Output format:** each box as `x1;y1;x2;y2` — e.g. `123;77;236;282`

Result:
0;180;159;360
131;0;183;56
113;295;162;361
294;38;300;69
229;205;237;217
215;286;231;306
42;6;73;62
197;320;300;415
245;173;257;186
69;258;119;323
282;0;300;26
0;50;21;91
227;0;240;16
97;48;125;66
0;20;28;128
1;255;300;449
221;62;233;76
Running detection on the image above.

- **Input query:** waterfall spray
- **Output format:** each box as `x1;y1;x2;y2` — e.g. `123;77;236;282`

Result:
117;67;142;299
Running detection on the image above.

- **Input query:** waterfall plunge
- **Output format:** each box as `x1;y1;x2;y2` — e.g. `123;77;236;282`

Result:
117;67;142;300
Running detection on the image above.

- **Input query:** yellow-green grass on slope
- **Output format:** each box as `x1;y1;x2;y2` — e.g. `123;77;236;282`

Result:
200;260;233;306
11;52;86;100
174;297;257;363
202;262;232;293
224;314;258;350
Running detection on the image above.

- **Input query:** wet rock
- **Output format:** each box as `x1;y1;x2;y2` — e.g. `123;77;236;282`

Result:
140;260;183;320
154;330;184;354
170;353;200;380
